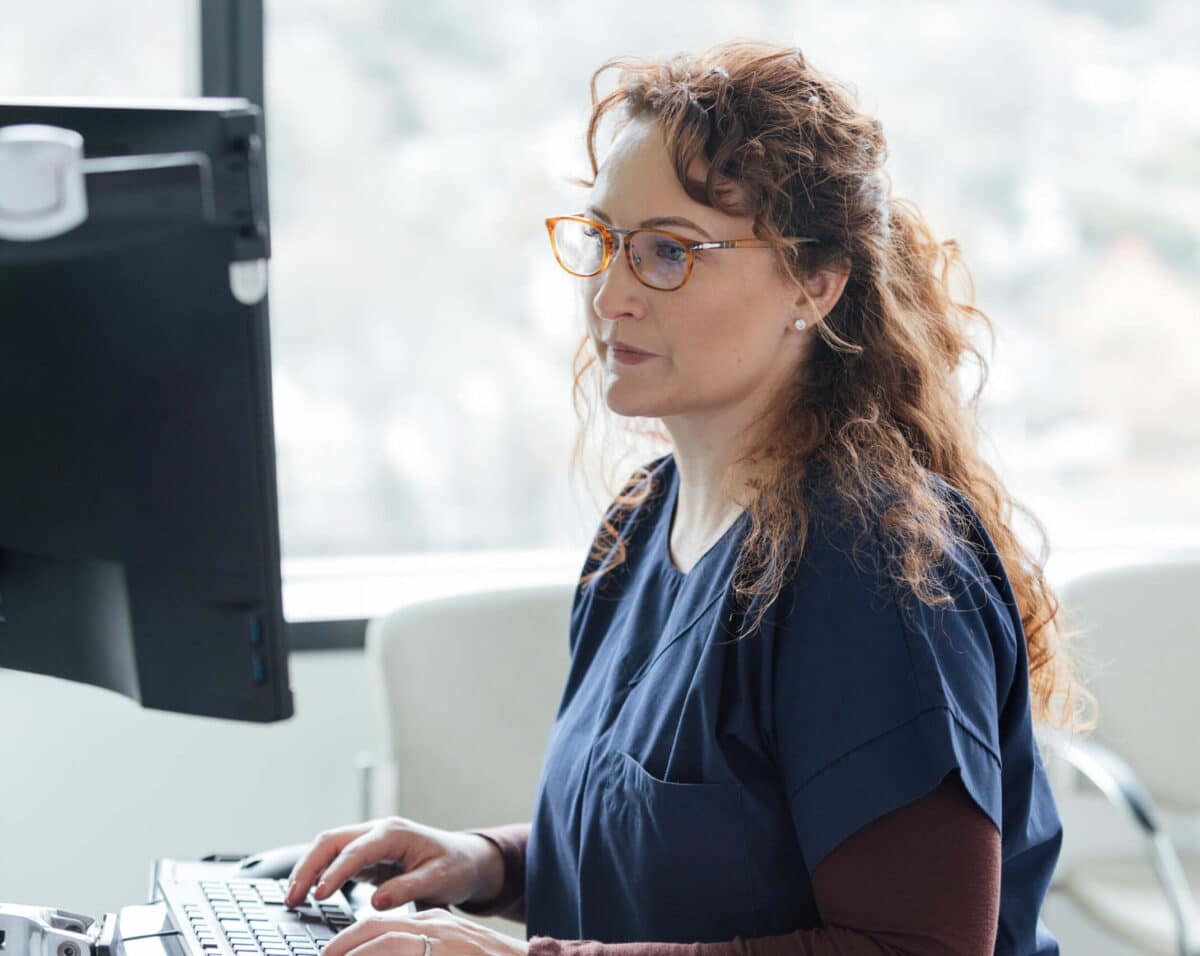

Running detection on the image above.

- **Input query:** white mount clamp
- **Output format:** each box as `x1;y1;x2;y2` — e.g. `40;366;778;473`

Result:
0;125;89;241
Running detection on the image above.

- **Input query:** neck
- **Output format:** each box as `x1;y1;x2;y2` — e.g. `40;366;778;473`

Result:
661;399;764;565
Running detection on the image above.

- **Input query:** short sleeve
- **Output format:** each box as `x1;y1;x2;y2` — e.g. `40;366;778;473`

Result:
769;504;1012;873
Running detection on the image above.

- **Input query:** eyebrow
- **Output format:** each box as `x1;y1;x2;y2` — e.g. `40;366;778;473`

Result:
586;206;713;240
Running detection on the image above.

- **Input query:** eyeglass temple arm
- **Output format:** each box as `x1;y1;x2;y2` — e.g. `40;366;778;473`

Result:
691;238;819;250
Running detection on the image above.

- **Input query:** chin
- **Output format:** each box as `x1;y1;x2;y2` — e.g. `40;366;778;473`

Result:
604;386;693;421
603;380;666;419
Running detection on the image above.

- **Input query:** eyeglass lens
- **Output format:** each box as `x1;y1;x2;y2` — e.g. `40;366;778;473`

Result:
552;219;689;290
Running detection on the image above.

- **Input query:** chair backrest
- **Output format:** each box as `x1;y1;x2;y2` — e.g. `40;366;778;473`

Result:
364;583;575;830
1058;556;1200;810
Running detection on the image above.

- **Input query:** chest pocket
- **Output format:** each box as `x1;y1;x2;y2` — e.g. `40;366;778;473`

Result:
597;750;756;942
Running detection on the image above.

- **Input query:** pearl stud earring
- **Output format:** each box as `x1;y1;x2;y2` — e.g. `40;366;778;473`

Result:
793;318;808;331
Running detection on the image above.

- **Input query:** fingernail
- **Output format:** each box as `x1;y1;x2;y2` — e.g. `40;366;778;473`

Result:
315;880;327;897
374;894;391;910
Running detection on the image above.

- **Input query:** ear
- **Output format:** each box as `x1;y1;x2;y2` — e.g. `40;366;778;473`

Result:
795;261;851;323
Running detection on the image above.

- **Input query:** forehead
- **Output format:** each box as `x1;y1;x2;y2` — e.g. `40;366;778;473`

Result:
590;117;746;231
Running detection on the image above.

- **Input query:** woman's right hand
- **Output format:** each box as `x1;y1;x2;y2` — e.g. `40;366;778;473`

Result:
283;817;504;912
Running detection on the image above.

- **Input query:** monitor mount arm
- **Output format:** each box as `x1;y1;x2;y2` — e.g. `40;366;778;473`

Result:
0;123;267;305
0;124;216;242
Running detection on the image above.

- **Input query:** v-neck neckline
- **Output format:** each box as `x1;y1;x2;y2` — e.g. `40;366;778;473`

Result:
659;457;747;580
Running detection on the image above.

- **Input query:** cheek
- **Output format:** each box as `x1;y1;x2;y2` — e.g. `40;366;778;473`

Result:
685;297;762;358
676;292;787;376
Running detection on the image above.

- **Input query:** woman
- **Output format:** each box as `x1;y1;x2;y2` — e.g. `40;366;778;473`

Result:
285;41;1087;956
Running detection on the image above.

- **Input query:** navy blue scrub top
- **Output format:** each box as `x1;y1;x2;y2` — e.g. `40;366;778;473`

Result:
526;455;1063;955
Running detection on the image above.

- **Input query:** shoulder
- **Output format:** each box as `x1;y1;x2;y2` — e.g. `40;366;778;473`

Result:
764;464;1023;714
605;452;675;519
790;465;1011;616
575;453;676;588
766;465;1021;758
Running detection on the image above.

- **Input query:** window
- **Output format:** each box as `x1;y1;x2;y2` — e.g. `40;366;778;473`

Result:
7;2;1195;566
263;1;1199;563
0;0;196;98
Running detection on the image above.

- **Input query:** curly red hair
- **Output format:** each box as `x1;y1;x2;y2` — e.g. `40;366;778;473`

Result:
570;41;1092;731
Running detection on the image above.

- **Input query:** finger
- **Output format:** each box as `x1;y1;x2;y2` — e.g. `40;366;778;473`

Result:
345;935;424;956
315;830;397;900
323;917;423;956
351;861;405;886
285;829;361;906
370;866;444;910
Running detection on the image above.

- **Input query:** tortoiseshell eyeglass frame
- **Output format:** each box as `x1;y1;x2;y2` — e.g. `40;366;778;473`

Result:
545;214;819;291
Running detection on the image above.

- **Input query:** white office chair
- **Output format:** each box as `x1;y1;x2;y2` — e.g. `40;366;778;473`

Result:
359;583;575;931
1041;556;1200;956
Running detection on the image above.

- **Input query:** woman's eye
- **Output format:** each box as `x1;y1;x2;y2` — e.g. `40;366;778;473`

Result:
583;226;601;239
655;241;687;262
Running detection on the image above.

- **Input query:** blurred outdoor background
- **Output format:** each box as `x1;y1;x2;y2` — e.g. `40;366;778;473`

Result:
3;0;1197;564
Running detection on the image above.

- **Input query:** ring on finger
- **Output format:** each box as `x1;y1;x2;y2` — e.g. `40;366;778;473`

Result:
420;936;432;956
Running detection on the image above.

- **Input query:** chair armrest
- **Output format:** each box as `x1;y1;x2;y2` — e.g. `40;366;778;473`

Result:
1041;729;1162;833
1040;730;1200;956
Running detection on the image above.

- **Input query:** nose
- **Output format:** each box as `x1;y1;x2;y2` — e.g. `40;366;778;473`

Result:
591;234;645;323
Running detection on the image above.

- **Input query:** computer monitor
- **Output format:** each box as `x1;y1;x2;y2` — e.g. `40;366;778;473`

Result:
0;97;292;722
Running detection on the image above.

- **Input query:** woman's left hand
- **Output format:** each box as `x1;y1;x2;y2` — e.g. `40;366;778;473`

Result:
323;910;530;956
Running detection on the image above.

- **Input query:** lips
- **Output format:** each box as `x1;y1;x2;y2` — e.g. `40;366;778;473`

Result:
610;340;655;357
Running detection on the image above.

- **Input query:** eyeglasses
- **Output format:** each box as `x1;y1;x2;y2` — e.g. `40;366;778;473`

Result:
545;215;817;291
